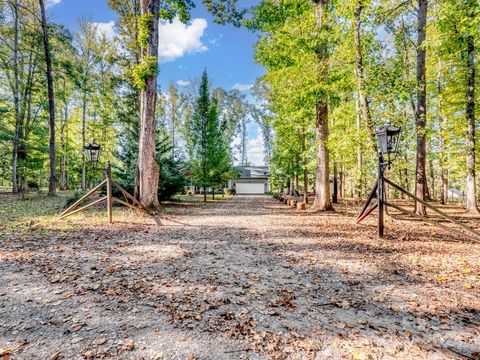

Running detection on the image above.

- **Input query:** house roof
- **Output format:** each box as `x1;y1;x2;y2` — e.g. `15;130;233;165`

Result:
234;166;270;179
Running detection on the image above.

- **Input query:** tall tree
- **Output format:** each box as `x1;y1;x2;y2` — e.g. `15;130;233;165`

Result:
415;0;428;215
352;0;376;152
39;0;56;195
191;70;212;203
11;0;20;193
75;20;99;191
135;0;161;209
166;82;184;160
465;33;478;213
312;0;333;211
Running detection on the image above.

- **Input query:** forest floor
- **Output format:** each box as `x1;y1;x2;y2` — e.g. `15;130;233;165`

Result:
0;192;479;360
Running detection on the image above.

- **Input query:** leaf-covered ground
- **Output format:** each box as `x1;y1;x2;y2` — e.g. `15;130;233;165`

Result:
0;193;479;359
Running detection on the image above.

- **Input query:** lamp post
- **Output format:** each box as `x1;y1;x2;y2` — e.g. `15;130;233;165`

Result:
375;125;401;237
357;125;480;242
84;142;101;172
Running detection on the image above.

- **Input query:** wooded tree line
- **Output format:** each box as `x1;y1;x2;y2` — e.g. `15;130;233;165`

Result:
1;0;479;214
0;0;254;206
247;0;480;214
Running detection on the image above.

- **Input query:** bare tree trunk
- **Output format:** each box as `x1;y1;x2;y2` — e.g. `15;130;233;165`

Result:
353;0;376;153
12;0;20;193
332;161;338;203
137;0;160;209
312;0;333;211
60;102;68;190
440;169;448;205
302;127;308;204
39;0;56;195
465;34;479;213
429;150;435;201
415;0;428;215
355;97;362;199
241;117;247;166
294;172;299;194
437;59;448;205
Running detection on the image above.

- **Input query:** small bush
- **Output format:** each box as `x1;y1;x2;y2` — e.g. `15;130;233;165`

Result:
27;180;39;190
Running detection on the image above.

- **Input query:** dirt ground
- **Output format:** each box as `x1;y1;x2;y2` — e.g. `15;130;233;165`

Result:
0;193;479;359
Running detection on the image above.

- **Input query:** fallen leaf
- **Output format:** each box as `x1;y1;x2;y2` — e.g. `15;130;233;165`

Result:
123;339;134;351
68;323;85;333
391;305;400;313
94;338;107;345
352;350;368;360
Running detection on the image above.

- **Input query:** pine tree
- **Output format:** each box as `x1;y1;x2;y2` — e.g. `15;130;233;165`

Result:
190;70;232;202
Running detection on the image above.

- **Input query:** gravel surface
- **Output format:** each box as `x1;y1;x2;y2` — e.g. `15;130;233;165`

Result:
1;194;479;359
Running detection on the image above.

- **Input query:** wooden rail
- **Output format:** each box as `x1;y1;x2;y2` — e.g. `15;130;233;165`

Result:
59;162;149;223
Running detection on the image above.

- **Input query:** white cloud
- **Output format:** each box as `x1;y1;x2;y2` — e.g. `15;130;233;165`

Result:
176;80;191;87
231;83;253;92
246;133;266;166
233;132;266;166
46;0;61;8
93;21;116;40
159;17;208;63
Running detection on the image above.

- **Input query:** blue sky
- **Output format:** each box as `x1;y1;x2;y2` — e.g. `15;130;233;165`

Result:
47;0;266;165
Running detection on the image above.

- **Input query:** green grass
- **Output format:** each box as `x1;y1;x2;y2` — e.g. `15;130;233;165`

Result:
0;190;73;237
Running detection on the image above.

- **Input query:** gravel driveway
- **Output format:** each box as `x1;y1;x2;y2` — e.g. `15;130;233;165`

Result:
1;195;479;359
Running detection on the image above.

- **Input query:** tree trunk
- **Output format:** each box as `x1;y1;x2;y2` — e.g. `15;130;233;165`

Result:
39;0;56;195
355;97;362;199
241;117;247;166
60;102;68;190
294;172;299;195
312;0;333;211
353;0;376;153
414;0;428;215
137;0;160;209
332;161;338;203
440;168;448;205
465;35;479;213
429;150;435;201
12;0;20;193
437;59;448;205
302;127;308;204
171;105;175;159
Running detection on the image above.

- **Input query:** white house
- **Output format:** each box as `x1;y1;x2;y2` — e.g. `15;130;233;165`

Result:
229;166;270;194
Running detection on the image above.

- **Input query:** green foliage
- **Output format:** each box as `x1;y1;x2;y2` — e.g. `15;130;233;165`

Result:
131;55;158;90
189;70;233;194
137;13;153;48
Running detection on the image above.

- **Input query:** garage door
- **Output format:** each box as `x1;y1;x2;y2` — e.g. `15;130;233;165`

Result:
236;182;265;194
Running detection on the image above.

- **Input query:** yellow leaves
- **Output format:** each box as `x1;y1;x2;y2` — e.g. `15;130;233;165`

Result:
436;275;446;281
390;305;400;313
352;350;368;360
463;268;473;275
0;348;11;360
464;283;474;290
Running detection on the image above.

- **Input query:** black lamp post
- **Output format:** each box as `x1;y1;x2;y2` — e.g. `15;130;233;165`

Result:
84;143;101;171
376;125;401;237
